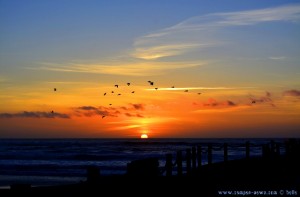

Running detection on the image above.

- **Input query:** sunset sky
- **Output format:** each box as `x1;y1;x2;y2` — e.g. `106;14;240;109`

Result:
0;0;300;138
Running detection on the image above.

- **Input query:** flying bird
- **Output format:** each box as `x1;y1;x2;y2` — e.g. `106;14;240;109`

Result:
51;110;54;114
184;90;188;92
111;91;114;93
127;83;130;86
118;94;121;96
252;100;256;104
54;88;57;91
102;116;105;119
115;85;119;88
147;81;154;86
109;104;112;106
131;91;135;93
104;93;107;96
155;88;158;90
198;93;201;95
172;86;175;88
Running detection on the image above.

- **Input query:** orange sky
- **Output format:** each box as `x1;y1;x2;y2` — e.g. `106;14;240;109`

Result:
1;83;300;138
1;1;300;138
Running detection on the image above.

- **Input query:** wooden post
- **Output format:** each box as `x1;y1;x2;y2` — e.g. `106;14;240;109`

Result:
192;146;196;170
177;150;182;176
165;153;172;176
270;140;275;156
276;143;280;156
262;144;270;158
262;144;266;158
224;143;228;162
186;148;191;174
207;144;212;165
246;141;250;159
197;145;202;168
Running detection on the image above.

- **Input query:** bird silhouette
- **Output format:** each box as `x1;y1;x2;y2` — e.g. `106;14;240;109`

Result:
147;81;154;86
104;93;107;96
184;90;188;92
51;110;54;113
198;93;201;95
252;100;256;104
102;116;105;119
172;86;175;88
155;88;158;90
115;85;119;88
118;93;121;96
109;104;112;106
131;91;135;93
127;83;130;86
111;91;114;93
54;88;57;91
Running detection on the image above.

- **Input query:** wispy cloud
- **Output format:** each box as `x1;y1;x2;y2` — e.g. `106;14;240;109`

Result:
132;43;201;60
249;91;275;107
198;98;237;108
74;103;146;118
74;106;119;117
133;4;300;60
30;61;204;76
0;111;70;119
192;98;251;113
145;86;256;91
283;89;300;97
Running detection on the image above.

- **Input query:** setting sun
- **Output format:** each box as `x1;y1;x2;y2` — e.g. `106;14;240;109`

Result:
141;134;148;139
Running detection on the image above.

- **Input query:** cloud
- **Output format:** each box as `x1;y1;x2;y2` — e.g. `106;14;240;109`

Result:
132;43;201;60
74;103;146;118
0;111;70;119
31;61;203;76
74;106;117;117
145;86;256;91
202;98;237;107
125;113;144;118
130;103;145;110
133;4;300;60
249;91;275;106
283;89;300;97
77;106;98;111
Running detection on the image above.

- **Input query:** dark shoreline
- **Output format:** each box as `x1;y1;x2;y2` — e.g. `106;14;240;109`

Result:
1;156;299;196
0;139;299;196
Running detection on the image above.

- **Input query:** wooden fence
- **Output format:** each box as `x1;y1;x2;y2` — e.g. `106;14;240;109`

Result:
164;140;283;176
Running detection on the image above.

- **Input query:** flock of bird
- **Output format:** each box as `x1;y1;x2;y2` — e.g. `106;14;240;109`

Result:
52;81;203;119
52;81;260;119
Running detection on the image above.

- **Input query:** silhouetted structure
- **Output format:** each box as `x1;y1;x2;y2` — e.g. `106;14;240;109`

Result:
127;158;159;176
86;166;100;183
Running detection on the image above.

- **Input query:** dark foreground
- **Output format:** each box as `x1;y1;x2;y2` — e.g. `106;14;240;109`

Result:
1;156;299;197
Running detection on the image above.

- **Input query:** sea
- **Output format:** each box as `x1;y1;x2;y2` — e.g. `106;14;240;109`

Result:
0;138;287;188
